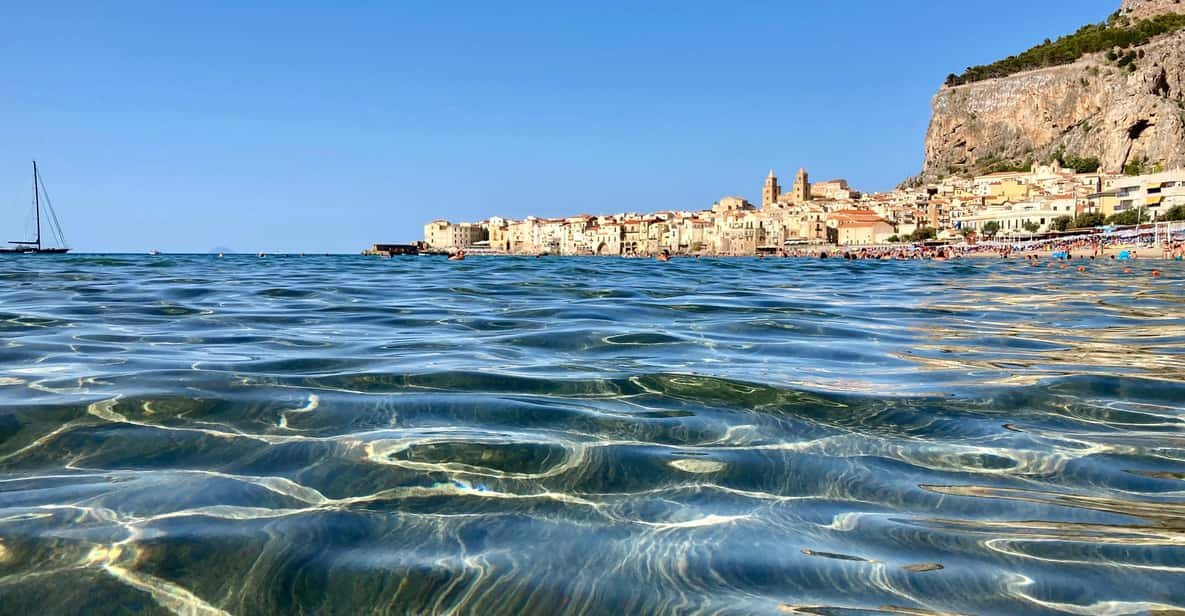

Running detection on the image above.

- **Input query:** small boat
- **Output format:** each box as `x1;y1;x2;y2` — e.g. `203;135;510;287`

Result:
2;161;70;254
149;249;162;255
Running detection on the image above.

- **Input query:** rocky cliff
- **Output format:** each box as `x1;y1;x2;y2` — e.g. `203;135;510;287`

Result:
917;2;1185;182
1120;0;1184;20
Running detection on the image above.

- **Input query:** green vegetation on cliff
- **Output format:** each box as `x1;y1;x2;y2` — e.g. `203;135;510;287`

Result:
1060;154;1102;173
945;13;1185;87
973;149;1102;177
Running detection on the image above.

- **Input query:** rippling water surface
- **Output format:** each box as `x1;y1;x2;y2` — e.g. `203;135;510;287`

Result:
2;254;1185;615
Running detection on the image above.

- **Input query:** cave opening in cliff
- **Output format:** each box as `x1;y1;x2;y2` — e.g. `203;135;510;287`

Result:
1128;119;1153;140
1152;69;1171;98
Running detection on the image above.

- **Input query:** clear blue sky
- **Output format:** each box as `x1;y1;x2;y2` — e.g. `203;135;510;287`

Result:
1;0;1118;253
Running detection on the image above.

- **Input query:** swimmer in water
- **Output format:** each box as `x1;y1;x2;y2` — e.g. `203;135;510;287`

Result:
448;250;466;261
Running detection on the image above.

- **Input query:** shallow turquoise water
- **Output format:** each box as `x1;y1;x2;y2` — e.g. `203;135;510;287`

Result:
1;254;1184;615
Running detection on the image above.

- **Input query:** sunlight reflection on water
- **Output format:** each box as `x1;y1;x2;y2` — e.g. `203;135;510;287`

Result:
0;255;1183;614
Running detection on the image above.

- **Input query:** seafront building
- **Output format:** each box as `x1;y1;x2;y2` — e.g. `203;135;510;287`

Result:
423;220;486;250
421;163;1185;255
1089;169;1185;219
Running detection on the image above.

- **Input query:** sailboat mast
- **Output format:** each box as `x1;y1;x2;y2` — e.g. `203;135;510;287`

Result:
33;161;41;251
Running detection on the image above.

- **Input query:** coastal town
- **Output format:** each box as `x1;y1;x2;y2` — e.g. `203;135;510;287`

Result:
415;163;1185;256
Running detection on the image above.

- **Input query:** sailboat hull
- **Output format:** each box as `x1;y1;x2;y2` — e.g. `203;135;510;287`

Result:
0;248;70;254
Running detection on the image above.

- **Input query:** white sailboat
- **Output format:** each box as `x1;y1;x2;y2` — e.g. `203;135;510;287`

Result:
3;161;70;254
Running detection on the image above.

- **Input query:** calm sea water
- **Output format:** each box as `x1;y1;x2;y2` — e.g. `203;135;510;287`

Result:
1;254;1184;615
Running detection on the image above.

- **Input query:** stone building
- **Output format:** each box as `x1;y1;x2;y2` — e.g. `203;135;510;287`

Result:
716;210;767;255
811;179;858;201
486;217;511;252
712;196;755;214
590;223;623;256
559;216;595;255
423;220;487;250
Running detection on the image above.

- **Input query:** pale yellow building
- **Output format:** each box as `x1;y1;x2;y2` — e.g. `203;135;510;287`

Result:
423;220;487;250
835;221;895;246
486;217;511;252
826;209;895;245
1090;169;1185;219
984;179;1033;205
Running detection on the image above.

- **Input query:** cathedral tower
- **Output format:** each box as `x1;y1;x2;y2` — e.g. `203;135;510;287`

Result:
791;167;811;203
762;170;780;208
